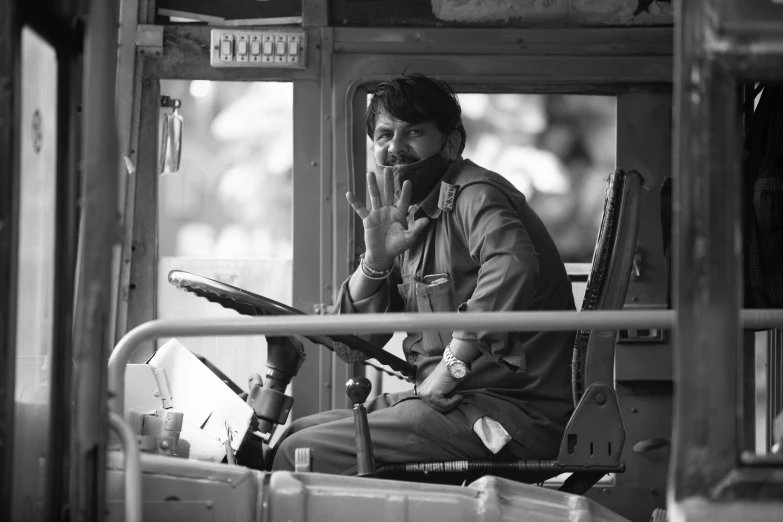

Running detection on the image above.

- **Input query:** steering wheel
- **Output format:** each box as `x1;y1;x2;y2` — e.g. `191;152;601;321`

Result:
167;270;416;378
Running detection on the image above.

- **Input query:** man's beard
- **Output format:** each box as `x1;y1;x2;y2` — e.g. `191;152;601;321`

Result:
377;144;451;204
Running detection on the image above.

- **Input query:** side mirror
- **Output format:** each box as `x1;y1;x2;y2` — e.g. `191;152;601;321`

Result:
159;96;182;174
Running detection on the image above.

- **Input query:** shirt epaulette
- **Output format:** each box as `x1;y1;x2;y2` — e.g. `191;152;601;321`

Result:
438;182;459;212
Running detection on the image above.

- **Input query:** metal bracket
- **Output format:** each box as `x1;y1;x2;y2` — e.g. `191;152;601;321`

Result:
136;24;163;53
631;249;642;280
556;382;626;467
152;367;173;408
160;96;181;109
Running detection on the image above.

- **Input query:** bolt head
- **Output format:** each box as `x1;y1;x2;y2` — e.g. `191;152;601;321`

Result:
595;392;607;405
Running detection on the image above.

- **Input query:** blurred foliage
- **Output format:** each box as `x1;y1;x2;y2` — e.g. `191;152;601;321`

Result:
158;80;293;259
459;93;616;263
158;83;615;264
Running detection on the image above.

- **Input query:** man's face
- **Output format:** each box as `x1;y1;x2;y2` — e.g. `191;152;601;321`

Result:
371;110;447;167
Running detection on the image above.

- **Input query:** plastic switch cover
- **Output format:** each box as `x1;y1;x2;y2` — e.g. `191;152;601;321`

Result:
210;29;305;68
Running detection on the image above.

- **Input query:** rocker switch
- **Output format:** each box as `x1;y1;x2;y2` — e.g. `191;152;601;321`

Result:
219;36;233;62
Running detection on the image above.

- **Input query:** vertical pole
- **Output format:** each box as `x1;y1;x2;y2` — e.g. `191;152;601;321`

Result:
671;0;742;503
70;0;120;520
47;25;83;522
0;0;20;520
291;29;330;419
123;76;159;361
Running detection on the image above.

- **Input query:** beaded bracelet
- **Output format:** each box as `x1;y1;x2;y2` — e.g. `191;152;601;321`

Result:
360;254;393;280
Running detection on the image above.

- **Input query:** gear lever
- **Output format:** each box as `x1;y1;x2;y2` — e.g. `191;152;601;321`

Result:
346;377;375;476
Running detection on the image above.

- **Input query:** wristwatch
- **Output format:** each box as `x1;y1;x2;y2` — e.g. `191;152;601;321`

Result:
443;345;471;381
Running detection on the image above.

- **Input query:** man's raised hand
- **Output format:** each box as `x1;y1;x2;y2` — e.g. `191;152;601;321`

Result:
345;168;429;270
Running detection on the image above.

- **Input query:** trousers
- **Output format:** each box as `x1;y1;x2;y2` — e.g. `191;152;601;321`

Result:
269;391;541;475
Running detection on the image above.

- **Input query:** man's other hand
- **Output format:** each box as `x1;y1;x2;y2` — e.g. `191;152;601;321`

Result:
346;169;429;270
416;359;463;413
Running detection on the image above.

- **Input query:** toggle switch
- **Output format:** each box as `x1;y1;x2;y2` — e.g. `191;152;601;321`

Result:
250;40;261;56
275;40;286;55
219;35;233;62
236;36;248;62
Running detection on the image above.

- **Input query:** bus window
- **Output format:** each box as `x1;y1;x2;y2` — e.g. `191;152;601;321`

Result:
156;81;293;399
13;26;58;521
365;92;617;394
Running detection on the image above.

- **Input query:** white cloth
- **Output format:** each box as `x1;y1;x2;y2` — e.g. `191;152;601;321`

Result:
473;416;512;454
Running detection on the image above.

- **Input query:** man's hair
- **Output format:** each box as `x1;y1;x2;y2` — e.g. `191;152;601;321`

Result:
365;73;466;154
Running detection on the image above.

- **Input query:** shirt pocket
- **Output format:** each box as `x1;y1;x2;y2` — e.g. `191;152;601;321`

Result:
414;276;457;355
397;280;424;354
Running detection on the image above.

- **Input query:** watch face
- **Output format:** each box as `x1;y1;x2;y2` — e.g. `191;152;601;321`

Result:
449;361;468;379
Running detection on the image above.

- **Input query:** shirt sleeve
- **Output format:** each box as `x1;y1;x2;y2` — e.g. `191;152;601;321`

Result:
451;183;539;372
330;267;403;363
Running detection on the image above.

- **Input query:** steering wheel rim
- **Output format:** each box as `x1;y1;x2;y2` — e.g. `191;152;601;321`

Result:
167;270;415;378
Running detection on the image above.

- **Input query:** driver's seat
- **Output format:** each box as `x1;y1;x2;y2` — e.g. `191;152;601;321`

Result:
373;169;644;495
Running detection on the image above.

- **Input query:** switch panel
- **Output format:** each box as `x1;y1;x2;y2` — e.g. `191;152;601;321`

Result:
211;29;306;68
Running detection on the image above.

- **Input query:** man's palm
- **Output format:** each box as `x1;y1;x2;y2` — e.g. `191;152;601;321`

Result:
346;169;429;269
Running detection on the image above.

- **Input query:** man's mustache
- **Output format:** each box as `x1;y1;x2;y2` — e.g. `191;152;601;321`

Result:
386;152;418;166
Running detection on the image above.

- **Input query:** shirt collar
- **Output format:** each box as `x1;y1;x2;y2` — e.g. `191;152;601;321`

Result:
409;157;464;221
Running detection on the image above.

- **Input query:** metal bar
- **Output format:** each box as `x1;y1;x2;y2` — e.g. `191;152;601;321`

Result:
330;27;673;56
70;0;120;520
108;309;783;416
290;29;327;420
321;26;337;412
109;310;677;414
0;0;20;518
771;329;783;451
108;413;142;522
672;0;744;502
47;27;82;522
123;76;159;361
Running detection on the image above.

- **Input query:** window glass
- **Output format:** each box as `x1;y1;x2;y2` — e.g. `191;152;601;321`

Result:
13;26;58;521
157;81;293;400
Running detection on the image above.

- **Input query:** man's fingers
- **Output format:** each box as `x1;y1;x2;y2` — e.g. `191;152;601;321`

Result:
383;168;395;207
444;394;463;410
367;172;382;210
404;216;430;242
396;179;412;213
427;393;463;413
346;191;369;220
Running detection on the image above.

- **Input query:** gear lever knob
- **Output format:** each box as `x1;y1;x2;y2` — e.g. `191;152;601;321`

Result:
346;377;375;475
346;377;372;406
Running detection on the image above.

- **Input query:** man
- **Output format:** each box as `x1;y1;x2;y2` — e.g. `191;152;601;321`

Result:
269;74;575;474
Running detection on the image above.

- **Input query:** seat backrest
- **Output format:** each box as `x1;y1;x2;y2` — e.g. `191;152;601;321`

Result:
571;169;644;405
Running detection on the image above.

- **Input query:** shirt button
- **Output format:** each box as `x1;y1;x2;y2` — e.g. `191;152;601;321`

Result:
406;355;416;363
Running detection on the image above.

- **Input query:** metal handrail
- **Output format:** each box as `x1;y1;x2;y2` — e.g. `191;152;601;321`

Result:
108;412;142;522
107;309;783;415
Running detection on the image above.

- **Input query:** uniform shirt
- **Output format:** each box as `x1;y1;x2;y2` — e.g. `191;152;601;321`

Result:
334;157;576;458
